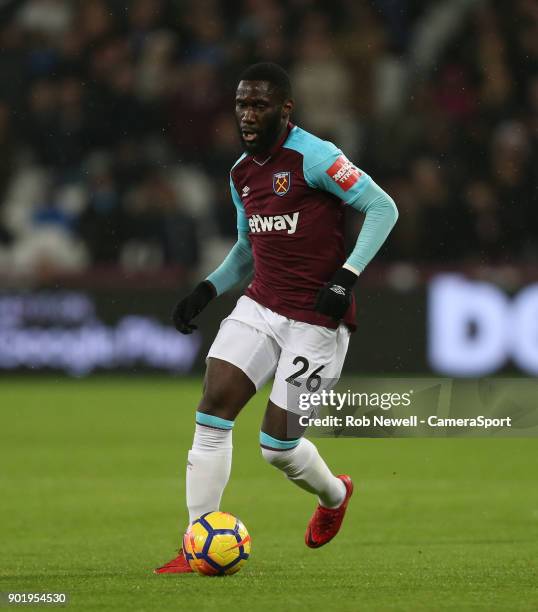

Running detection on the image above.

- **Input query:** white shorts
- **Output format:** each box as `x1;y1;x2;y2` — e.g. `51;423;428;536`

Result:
207;295;350;413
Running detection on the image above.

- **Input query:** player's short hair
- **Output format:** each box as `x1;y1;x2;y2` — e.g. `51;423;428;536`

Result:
238;63;292;101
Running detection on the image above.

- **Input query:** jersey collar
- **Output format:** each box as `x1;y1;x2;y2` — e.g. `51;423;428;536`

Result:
251;122;294;166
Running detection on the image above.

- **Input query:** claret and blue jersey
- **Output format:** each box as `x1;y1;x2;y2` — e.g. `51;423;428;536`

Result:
207;122;398;330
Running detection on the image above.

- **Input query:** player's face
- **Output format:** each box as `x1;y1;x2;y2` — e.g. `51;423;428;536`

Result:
235;80;292;155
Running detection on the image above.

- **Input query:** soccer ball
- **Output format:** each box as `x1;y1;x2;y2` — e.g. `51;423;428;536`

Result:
183;511;251;576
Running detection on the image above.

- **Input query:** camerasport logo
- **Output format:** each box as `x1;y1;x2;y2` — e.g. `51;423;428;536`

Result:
326;155;362;191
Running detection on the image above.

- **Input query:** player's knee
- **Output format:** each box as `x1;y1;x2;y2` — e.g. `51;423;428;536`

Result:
260;431;300;468
200;358;255;419
199;384;236;419
200;385;225;412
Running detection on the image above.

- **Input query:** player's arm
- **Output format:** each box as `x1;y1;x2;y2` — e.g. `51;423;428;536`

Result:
304;147;398;320
172;179;253;334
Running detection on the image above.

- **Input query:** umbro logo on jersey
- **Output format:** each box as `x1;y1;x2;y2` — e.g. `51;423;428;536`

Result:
242;186;250;196
326;155;362;192
248;212;299;235
330;285;346;296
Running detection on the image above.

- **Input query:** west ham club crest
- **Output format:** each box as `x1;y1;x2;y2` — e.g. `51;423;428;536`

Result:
272;171;291;196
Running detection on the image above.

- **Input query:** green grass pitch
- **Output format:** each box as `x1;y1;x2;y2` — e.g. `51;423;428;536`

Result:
1;377;537;611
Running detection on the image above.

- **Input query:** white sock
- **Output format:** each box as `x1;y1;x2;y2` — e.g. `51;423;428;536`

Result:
186;423;232;523
261;437;346;508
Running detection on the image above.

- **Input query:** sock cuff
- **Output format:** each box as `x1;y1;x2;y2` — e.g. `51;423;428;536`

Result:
195;411;235;430
259;431;300;451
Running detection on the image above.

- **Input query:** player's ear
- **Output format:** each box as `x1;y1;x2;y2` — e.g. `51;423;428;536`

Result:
282;98;294;119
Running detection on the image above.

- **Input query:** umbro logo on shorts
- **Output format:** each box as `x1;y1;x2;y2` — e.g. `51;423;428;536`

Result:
248;212;299;234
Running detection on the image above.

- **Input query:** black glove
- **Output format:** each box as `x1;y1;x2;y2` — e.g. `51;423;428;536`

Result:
314;268;357;321
172;281;216;334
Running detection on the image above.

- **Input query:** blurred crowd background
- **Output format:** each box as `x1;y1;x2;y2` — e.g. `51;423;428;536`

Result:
0;0;536;281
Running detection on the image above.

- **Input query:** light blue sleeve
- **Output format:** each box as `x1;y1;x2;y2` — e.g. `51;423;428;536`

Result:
205;176;253;295
344;179;399;272
301;140;398;273
302;140;373;205
230;176;249;232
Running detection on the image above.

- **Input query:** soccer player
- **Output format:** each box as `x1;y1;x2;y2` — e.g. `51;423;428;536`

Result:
155;63;398;573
